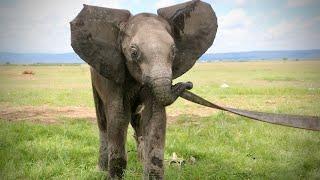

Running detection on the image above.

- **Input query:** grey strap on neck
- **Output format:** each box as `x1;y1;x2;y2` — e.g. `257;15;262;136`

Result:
180;90;320;131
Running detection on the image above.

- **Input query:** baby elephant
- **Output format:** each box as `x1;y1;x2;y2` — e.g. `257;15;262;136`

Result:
70;0;217;179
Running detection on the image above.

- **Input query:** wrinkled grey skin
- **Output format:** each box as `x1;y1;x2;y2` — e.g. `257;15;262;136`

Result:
71;0;217;179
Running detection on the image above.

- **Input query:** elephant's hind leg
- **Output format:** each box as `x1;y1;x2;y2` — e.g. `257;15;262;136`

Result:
92;86;108;171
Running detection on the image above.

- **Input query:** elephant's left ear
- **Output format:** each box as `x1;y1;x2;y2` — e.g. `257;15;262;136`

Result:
157;0;218;79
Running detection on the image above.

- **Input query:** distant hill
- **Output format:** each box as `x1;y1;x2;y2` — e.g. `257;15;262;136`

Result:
200;49;320;62
1;49;320;64
0;52;83;64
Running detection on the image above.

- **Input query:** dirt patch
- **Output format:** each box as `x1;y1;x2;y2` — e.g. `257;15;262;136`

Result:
166;103;218;124
0;105;217;125
0;105;96;124
22;70;35;75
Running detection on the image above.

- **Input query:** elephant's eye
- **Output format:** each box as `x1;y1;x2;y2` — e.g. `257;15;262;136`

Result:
130;45;140;61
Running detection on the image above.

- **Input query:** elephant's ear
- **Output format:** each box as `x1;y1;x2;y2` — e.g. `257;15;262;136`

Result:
70;5;131;83
157;0;218;79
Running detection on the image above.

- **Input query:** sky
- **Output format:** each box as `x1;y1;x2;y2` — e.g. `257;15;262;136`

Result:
0;0;320;54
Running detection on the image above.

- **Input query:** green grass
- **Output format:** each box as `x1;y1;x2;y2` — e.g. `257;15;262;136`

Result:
1;61;320;179
1;115;319;179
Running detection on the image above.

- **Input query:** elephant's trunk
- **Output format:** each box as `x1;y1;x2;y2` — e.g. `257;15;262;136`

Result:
151;78;176;106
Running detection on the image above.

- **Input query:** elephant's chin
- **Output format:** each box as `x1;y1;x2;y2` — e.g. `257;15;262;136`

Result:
151;78;175;106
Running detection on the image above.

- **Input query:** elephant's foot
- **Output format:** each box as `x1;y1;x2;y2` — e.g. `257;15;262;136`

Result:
143;149;164;180
144;158;164;179
145;169;163;180
108;157;127;179
144;162;164;179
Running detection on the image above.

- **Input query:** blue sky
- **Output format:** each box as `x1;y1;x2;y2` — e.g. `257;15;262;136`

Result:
0;0;319;53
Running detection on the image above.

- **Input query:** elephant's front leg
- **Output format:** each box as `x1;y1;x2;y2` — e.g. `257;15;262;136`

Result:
106;103;130;179
107;117;129;179
105;84;131;179
142;103;167;179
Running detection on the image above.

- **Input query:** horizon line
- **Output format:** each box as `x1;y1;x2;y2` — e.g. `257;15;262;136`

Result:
1;49;320;55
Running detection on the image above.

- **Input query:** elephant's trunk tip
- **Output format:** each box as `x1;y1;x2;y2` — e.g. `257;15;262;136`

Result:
151;78;175;106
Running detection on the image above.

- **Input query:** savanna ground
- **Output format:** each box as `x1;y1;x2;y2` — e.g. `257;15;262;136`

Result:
0;60;320;179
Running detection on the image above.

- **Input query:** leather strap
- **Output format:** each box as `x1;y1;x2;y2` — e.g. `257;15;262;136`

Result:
180;90;320;131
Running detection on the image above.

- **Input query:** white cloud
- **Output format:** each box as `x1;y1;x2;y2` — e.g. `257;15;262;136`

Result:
155;0;176;9
208;8;257;53
88;0;121;8
235;0;246;6
208;6;320;53
287;0;317;7
267;20;298;39
0;0;124;53
1;1;319;54
219;8;252;29
265;17;320;50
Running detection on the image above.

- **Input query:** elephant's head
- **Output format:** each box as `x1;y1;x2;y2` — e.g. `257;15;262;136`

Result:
70;0;217;106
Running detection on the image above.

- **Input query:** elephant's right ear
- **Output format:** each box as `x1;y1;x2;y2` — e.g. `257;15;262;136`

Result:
70;5;131;84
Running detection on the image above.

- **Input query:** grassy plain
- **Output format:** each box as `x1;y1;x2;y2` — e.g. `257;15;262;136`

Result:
0;60;320;179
